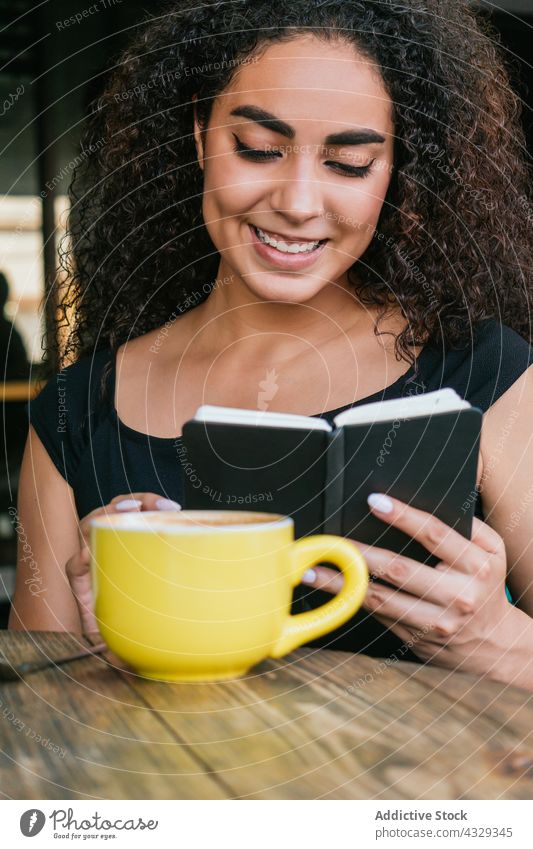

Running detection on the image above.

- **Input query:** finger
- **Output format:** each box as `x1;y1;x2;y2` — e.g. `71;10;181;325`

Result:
301;565;344;595
66;551;133;669
65;544;90;578
78;499;140;547
368;610;427;650
66;547;99;636
109;493;182;512
352;543;484;616
362;581;460;640
80;493;181;544
369;610;445;659
366;494;488;575
471;516;505;555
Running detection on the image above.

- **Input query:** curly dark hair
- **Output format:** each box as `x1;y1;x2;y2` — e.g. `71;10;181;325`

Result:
54;0;532;371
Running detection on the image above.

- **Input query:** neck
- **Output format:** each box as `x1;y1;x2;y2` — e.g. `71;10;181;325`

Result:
185;262;376;362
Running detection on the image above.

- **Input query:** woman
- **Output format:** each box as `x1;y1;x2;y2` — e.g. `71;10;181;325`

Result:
10;0;533;689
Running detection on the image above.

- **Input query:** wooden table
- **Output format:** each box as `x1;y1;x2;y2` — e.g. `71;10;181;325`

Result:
1;631;532;800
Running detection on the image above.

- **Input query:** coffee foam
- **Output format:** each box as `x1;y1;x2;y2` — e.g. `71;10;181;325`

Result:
91;510;292;533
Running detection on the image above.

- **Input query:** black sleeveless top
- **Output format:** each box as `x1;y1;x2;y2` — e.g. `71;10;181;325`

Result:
29;319;532;661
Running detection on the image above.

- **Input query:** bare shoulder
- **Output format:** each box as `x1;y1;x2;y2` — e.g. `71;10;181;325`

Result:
481;362;533;451
479;362;533;494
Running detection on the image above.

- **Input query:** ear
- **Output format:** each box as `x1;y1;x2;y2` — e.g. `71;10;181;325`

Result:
192;94;204;172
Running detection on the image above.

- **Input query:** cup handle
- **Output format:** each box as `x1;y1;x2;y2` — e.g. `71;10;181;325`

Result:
271;535;369;659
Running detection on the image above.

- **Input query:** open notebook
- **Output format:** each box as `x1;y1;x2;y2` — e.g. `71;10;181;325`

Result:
180;389;482;564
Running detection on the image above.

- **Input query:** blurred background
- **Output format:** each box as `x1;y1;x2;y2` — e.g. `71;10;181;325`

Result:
0;0;531;623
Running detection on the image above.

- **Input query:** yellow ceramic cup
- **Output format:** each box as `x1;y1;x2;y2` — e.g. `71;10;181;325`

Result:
90;510;368;681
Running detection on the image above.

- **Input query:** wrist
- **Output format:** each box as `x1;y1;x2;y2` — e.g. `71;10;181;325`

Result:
481;604;533;692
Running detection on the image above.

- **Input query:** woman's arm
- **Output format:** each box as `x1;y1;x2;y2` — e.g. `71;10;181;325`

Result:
9;425;82;631
9;426;183;634
300;365;533;690
478;363;533;616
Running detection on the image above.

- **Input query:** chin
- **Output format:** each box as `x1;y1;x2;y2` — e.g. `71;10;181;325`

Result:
244;276;327;303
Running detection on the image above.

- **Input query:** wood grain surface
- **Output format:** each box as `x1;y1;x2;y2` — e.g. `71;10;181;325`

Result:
0;631;532;800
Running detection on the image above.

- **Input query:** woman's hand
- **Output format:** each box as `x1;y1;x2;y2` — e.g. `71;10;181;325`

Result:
66;493;181;641
302;493;516;678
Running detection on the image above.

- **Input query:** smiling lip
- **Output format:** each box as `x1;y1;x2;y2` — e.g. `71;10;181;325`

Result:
254;225;326;243
248;223;328;270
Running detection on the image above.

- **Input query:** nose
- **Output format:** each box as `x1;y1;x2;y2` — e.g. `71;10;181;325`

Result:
270;161;325;225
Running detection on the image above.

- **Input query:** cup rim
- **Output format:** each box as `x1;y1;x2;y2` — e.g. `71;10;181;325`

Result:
90;510;294;533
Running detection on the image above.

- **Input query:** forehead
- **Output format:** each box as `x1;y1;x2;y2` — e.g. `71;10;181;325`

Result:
217;35;393;133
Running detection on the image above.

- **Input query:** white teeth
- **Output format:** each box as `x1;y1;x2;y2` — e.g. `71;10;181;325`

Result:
255;226;320;253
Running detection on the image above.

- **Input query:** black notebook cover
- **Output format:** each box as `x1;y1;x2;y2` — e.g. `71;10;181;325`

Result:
180;407;482;565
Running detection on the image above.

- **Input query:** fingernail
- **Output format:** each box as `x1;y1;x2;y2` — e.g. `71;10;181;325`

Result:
301;568;317;585
155;498;182;511
115;499;142;511
368;493;394;514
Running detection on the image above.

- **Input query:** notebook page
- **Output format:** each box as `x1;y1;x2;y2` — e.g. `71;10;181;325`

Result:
194;404;332;432
332;388;470;428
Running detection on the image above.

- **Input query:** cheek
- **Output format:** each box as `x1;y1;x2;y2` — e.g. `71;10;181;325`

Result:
202;157;261;225
360;185;388;227
337;172;391;236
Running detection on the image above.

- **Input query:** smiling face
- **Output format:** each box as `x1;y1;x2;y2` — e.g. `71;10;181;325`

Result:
193;35;395;304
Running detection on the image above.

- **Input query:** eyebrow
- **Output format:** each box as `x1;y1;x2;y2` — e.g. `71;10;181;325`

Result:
229;105;386;146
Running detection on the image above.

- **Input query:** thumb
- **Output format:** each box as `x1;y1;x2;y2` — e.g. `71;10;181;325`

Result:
66;547;99;636
66;544;90;579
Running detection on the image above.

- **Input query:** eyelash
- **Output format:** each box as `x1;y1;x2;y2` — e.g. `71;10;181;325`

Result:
231;135;375;178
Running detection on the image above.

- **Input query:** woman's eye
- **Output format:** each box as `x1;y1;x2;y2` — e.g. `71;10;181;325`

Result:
232;135;374;178
326;160;375;178
232;136;281;160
